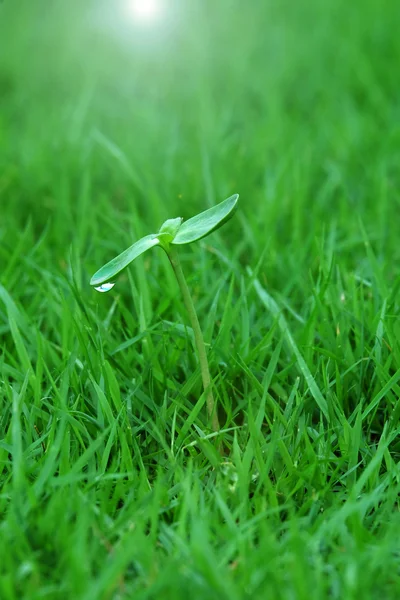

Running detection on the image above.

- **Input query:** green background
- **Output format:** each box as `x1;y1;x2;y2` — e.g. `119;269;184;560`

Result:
1;0;400;598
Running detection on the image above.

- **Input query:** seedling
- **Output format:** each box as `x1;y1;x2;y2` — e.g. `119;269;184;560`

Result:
90;194;239;432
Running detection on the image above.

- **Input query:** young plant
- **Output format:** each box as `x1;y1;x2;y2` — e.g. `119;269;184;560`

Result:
90;194;239;432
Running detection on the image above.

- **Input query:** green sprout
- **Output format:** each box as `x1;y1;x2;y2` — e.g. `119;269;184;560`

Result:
90;194;239;432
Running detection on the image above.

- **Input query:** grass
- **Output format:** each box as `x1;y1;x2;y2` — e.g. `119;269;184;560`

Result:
1;0;400;597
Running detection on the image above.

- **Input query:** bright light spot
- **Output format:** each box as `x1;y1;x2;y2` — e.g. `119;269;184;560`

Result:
128;0;162;22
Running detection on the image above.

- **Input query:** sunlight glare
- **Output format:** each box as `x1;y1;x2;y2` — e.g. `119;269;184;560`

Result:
128;0;162;22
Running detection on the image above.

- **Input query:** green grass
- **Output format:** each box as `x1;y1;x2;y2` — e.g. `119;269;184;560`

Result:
1;0;400;597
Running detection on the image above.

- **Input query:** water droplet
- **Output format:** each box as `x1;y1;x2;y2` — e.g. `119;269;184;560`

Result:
94;282;115;293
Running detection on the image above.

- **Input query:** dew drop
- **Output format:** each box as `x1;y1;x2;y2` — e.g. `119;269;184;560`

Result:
94;282;115;293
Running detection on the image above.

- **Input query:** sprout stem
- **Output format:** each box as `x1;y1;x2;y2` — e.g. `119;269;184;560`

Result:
167;246;220;432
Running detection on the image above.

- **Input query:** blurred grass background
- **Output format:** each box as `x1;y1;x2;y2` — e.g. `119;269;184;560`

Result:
2;0;399;258
1;0;400;598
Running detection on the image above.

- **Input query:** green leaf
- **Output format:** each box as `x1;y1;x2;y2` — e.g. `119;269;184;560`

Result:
172;194;239;245
90;234;159;287
158;217;183;242
90;195;239;288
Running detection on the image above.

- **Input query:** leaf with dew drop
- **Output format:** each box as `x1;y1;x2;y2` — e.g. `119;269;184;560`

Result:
90;195;239;289
90;234;160;287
